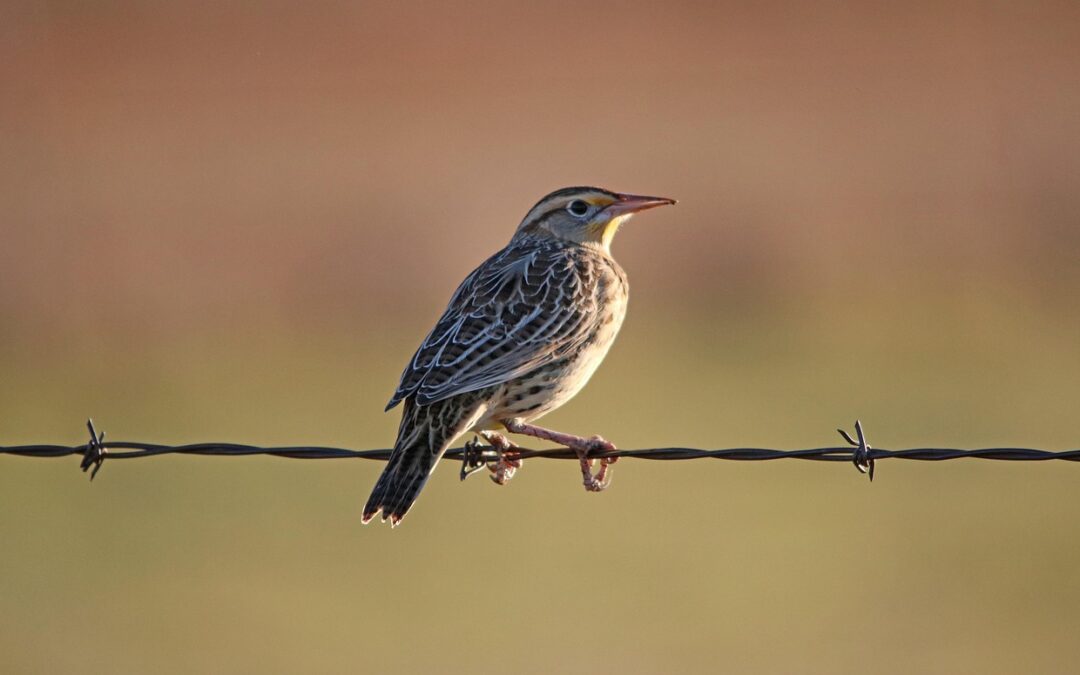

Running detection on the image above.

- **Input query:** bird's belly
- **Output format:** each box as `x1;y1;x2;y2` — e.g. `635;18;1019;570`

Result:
473;298;627;429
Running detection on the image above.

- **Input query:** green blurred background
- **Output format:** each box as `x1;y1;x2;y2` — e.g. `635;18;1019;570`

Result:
2;2;1079;673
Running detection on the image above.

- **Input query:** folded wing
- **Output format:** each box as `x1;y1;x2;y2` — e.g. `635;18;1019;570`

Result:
386;241;599;409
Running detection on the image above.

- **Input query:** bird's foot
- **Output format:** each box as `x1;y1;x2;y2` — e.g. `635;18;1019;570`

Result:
490;454;522;485
479;430;523;486
574;435;618;492
501;419;619;493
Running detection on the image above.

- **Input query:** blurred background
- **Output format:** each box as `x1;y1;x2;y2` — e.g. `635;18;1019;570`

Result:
2;1;1079;673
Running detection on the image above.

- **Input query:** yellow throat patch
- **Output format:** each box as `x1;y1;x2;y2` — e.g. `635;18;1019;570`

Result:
593;213;631;252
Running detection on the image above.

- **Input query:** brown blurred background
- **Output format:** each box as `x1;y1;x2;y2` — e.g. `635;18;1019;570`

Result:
2;2;1079;673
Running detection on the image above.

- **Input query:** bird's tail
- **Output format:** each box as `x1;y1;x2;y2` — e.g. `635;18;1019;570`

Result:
362;396;480;527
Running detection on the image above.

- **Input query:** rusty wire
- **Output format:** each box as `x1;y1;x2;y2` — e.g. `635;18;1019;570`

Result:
1;419;1078;483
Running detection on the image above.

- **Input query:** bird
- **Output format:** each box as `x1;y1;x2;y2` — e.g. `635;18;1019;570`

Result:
362;186;676;526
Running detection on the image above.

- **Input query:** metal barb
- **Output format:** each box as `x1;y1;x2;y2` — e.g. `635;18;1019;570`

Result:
838;420;874;481
459;438;487;481
80;418;108;480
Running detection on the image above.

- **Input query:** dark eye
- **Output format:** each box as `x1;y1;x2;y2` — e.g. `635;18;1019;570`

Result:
567;200;590;217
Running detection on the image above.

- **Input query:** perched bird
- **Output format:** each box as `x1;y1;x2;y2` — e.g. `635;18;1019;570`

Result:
362;186;675;526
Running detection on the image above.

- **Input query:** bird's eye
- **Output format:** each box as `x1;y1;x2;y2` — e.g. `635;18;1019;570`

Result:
567;200;590;217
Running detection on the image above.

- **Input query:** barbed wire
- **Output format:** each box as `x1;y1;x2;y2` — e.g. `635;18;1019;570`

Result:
1;419;1078;484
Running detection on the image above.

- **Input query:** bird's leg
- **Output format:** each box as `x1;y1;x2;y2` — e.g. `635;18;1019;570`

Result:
478;430;522;486
502;419;618;492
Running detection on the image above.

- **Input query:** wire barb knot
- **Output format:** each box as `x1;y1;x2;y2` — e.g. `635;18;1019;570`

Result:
80;418;108;480
838;420;874;481
457;440;488;481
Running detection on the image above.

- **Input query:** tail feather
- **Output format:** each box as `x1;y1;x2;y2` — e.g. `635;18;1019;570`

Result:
361;448;436;526
362;395;486;527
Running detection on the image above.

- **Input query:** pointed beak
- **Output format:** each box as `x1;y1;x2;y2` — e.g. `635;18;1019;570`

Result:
607;193;677;217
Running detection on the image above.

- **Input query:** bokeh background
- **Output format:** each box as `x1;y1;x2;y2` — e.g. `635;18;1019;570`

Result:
2;2;1079;673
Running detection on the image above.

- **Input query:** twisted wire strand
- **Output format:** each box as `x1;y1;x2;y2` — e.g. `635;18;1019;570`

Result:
7;444;1080;462
1;420;1077;482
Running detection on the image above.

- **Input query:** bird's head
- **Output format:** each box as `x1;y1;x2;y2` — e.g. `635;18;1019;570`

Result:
513;186;676;253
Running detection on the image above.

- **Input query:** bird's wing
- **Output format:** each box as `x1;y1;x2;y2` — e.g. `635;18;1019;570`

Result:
386;241;600;409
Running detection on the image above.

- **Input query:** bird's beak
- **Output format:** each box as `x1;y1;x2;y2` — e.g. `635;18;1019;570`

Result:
608;193;677;216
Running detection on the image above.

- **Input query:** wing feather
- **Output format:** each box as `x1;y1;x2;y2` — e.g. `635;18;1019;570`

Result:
386;240;600;410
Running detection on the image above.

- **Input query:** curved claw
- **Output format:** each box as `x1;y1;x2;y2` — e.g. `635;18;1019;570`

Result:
583;464;615;492
593;456;616;489
578;436;617;492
